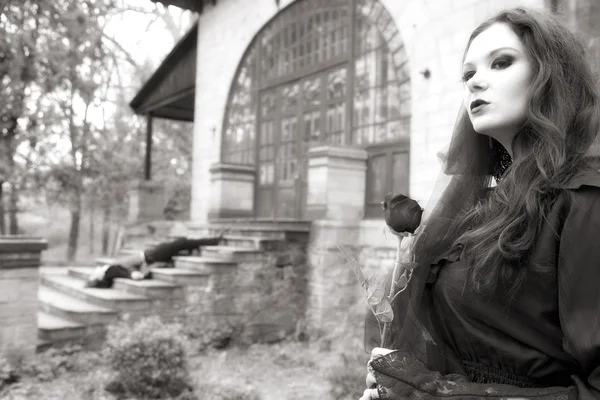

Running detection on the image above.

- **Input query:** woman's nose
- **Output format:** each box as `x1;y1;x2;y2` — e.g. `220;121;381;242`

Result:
467;72;488;92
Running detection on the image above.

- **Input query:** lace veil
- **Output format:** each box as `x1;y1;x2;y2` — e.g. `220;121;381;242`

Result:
365;93;600;374
364;103;518;369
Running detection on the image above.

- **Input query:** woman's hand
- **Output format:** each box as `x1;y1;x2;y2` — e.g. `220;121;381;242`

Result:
360;347;397;399
359;387;380;400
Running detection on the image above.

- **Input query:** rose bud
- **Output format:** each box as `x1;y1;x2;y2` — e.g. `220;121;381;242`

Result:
381;192;423;234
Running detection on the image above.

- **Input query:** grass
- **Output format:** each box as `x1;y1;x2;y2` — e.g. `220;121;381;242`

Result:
0;340;368;400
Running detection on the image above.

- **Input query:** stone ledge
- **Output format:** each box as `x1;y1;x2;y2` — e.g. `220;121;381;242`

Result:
209;162;255;175
0;237;47;252
308;145;368;161
0;237;47;269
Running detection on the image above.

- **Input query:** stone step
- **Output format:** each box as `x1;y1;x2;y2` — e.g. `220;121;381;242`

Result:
36;339;52;353
220;235;285;251
148;267;210;286
173;256;237;274
40;273;151;312
37;311;87;343
113;276;183;298
201;245;266;261
38;285;118;326
187;220;311;241
95;250;143;266
68;267;183;299
69;266;102;281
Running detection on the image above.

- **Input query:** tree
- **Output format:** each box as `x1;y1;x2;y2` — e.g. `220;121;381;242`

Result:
0;0;50;234
2;0;194;259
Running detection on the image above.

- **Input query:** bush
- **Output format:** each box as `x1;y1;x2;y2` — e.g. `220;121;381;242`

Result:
105;316;193;399
0;356;18;390
183;319;239;354
327;353;369;400
0;344;101;388
21;344;103;382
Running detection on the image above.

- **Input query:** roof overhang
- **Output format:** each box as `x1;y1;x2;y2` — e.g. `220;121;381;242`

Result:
149;0;216;13
129;22;197;122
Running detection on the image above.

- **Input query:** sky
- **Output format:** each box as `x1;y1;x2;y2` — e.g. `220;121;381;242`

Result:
108;0;194;65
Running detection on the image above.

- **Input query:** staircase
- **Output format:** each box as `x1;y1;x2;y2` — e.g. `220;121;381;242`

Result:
37;220;311;350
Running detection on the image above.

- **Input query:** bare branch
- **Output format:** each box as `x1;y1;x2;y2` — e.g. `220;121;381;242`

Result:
101;32;143;76
154;2;183;43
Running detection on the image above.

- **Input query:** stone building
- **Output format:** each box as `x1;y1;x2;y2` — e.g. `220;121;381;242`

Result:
131;0;600;336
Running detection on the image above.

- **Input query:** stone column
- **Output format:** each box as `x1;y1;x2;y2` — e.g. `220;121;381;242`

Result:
303;146;369;339
305;220;363;339
0;237;47;359
306;146;368;221
208;163;255;220
127;180;166;223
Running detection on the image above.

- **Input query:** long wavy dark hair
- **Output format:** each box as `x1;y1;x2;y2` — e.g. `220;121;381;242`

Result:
453;8;600;295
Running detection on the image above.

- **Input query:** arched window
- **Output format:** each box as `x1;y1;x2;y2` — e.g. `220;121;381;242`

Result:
221;0;410;218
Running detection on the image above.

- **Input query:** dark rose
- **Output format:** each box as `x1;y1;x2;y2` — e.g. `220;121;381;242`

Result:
381;192;423;234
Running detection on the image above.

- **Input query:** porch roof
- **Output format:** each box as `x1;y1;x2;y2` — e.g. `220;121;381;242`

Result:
148;0;213;13
129;21;197;122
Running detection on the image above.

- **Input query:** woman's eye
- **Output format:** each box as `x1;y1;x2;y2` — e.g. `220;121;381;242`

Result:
492;57;513;69
462;71;475;82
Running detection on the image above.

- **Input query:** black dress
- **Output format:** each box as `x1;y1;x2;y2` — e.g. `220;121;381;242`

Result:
370;165;600;399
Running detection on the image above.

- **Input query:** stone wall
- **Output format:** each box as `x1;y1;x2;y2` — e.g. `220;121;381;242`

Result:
175;240;308;344
306;219;399;339
0;238;47;360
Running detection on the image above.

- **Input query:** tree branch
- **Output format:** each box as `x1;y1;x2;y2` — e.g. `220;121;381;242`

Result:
100;32;143;76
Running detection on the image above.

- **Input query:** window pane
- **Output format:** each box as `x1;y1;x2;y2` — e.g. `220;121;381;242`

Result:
326;102;345;144
374;85;388;123
355;51;377;90
353;88;374;127
354;125;374;145
327;68;346;100
386;83;401;120
303;76;321;107
400;98;411;117
367;155;387;203
261;92;277;116
387;118;410;140
392;152;410;194
304;110;321;144
374;123;386;143
399;80;411;100
282;83;300;112
280;116;297;182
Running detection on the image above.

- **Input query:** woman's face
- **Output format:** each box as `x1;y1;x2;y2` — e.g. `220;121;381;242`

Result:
462;23;534;154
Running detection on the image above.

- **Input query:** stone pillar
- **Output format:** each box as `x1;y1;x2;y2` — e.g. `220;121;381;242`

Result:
306;146;368;221
208;163;255;220
0;237;47;359
305;220;363;339
127;180;166;222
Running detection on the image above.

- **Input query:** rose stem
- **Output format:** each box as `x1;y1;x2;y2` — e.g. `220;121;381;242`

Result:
381;232;405;347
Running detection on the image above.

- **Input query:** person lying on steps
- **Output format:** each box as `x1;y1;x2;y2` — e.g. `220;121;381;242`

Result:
84;230;229;288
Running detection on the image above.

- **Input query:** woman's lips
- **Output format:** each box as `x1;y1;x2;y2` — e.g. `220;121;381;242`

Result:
471;103;488;114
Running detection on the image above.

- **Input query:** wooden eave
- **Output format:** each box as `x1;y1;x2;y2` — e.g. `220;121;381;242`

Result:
129;22;198;122
149;0;217;13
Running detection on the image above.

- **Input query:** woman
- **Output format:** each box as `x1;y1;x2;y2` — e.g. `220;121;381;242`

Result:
362;7;600;400
84;233;225;288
